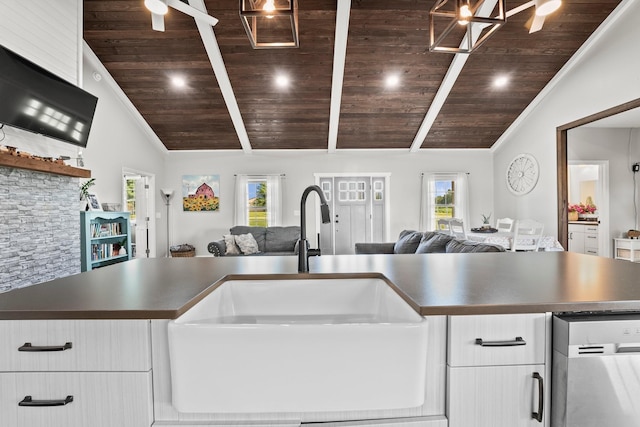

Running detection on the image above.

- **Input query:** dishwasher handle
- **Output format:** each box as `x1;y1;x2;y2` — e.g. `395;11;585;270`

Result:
532;372;544;422
616;345;640;354
475;336;526;347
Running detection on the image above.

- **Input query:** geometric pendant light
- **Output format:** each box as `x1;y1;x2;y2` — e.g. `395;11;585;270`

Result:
240;0;299;49
429;0;506;53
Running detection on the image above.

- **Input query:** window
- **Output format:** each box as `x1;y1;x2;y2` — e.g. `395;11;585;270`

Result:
247;179;267;226
235;174;283;226
338;180;366;202
125;178;136;221
421;172;469;232
434;179;456;219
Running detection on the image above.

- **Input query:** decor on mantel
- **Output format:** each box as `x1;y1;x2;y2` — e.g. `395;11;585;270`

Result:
240;0;299;49
0;146;90;178
429;0;562;54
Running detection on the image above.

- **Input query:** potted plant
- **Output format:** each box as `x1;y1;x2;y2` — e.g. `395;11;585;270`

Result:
481;213;492;229
79;178;95;211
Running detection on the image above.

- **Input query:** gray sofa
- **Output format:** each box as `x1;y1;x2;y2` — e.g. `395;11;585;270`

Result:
208;225;300;256
355;230;506;254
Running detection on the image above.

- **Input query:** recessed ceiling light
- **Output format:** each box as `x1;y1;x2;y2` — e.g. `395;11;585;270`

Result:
385;74;400;88
171;76;186;88
275;75;289;88
493;75;509;88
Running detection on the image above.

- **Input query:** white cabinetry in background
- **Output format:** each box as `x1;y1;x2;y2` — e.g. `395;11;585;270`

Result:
614;238;640;262
568;223;598;255
446;314;549;427
0;320;153;427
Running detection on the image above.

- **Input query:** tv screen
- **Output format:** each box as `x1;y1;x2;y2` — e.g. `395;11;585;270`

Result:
0;44;98;148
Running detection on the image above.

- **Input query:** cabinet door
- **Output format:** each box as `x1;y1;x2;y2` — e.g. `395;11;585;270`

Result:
447;365;545;427
448;314;545;367
568;230;584;253
0;320;151;372
0;372;152;427
584;232;598;255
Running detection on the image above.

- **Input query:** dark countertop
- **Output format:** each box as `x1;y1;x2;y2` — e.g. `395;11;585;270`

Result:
1;252;640;319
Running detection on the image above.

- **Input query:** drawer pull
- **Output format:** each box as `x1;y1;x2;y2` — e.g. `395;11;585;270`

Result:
19;395;74;407
532;372;544;422
474;336;526;347
18;342;72;352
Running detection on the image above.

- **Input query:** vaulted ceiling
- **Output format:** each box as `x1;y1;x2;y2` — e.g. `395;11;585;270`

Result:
83;0;621;151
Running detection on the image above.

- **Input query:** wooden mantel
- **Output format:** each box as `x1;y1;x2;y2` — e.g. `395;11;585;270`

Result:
0;151;91;178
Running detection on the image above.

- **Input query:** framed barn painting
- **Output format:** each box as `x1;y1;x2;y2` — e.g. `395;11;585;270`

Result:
182;175;220;212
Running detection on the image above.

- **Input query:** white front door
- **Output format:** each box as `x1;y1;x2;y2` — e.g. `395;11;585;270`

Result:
318;175;388;255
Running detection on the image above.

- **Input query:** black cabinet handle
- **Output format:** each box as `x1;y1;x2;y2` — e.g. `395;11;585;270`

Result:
474;336;526;347
19;395;73;407
532;372;544;422
18;342;72;352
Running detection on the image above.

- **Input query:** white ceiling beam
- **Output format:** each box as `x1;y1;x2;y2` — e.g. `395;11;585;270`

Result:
410;0;499;152
188;0;252;153
327;0;351;153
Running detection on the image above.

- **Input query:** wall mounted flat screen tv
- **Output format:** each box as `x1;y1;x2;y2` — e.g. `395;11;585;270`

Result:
0;44;98;148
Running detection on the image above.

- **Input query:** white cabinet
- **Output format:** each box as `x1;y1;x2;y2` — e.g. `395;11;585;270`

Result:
568;223;598;255
0;320;153;427
1;372;152;427
447;314;548;427
614;238;640;262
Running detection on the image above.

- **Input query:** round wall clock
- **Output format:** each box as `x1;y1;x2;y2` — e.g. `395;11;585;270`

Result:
506;153;539;195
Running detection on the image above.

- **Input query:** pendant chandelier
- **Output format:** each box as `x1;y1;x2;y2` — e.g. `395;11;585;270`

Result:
429;0;563;54
240;0;299;49
429;0;506;54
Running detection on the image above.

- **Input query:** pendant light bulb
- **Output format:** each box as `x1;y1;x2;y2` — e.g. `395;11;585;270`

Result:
263;0;276;18
457;2;472;25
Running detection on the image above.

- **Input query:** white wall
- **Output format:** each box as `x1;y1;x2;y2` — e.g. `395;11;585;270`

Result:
0;0;82;159
163;150;494;255
80;45;168;258
493;0;640;239
568;127;640;238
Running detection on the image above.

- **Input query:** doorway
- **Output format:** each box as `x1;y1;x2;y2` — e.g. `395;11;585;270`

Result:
123;168;157;258
557;97;640;250
315;174;390;255
567;161;610;256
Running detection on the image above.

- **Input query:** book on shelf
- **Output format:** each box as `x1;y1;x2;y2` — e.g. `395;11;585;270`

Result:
91;243;122;261
90;222;122;238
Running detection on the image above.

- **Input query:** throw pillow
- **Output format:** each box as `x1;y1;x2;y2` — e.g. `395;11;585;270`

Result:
415;232;454;253
235;233;260;255
393;230;424;254
224;234;241;255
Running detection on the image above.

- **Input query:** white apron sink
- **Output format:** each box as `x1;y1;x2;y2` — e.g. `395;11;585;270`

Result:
168;275;428;413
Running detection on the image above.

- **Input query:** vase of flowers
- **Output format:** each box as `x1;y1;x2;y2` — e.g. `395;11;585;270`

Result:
568;202;597;221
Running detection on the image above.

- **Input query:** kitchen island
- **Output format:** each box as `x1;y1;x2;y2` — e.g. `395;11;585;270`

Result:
1;252;640;427
1;251;640;319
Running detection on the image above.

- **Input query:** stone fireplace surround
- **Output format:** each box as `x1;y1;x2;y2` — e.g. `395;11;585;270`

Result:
0;165;81;292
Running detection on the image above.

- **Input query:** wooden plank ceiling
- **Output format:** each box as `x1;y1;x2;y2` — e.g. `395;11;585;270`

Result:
83;0;621;151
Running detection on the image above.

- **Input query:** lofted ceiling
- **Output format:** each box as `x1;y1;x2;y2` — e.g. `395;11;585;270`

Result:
83;0;622;151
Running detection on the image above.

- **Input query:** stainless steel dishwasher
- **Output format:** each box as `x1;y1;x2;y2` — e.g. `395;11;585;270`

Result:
552;313;640;427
